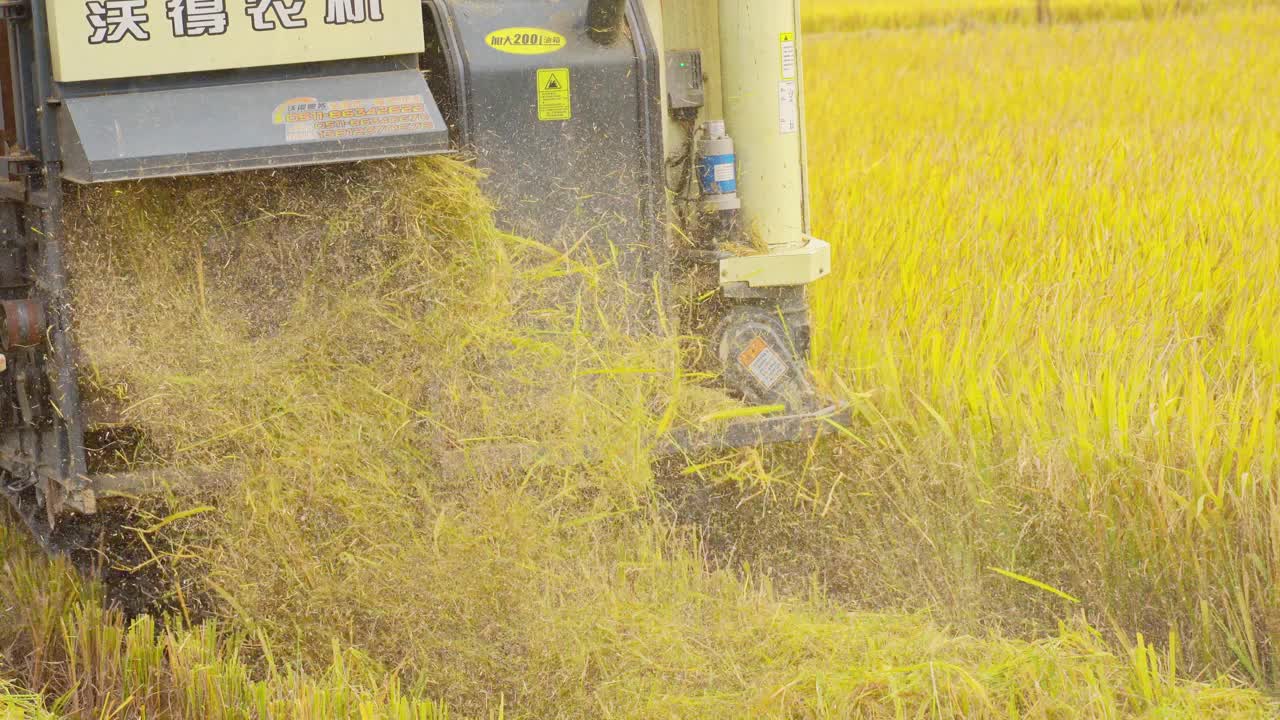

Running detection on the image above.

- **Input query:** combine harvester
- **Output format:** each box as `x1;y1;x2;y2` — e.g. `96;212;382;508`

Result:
0;0;841;544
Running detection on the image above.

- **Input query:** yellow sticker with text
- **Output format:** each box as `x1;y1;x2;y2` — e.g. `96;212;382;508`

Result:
486;27;567;55
780;32;797;80
537;68;571;121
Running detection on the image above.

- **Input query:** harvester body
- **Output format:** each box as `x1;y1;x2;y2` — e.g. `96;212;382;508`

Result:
0;0;839;537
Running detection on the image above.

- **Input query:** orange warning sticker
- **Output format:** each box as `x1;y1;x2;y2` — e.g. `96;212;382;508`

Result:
274;95;433;143
739;337;768;369
738;336;787;390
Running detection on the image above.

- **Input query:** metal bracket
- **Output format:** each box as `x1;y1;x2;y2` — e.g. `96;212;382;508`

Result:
437;404;852;480
719;236;832;289
655;404;851;458
0;181;26;202
0;0;29;21
3;149;41;177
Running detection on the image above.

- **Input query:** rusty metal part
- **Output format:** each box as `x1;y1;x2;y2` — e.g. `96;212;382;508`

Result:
0;298;46;349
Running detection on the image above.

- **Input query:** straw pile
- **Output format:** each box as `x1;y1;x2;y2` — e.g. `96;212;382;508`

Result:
62;156;703;711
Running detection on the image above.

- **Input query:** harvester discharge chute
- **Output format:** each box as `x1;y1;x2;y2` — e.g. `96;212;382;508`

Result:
0;0;844;544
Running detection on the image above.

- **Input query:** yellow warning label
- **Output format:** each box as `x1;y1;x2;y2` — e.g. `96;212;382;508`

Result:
780;32;797;80
537;68;572;122
486;27;567;55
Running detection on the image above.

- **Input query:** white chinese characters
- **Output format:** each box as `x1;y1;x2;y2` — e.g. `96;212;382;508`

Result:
245;0;306;30
86;0;150;44
324;0;381;25
84;0;388;42
167;0;228;36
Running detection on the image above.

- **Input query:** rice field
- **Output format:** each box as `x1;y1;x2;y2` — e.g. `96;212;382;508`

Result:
1;3;1279;718
803;0;1275;31
0;520;1271;717
808;4;1280;687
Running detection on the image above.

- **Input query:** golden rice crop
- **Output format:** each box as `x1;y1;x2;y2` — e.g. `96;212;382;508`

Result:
807;7;1280;686
0;519;1271;718
803;0;1272;31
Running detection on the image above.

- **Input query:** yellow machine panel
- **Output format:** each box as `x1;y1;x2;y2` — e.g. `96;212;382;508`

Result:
646;0;829;288
45;0;425;82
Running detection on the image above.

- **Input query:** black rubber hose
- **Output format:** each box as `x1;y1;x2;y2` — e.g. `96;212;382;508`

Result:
587;0;626;45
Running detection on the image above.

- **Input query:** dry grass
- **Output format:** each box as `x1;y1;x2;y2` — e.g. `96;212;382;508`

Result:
62;157;682;709
0;519;1270;717
0;524;459;718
